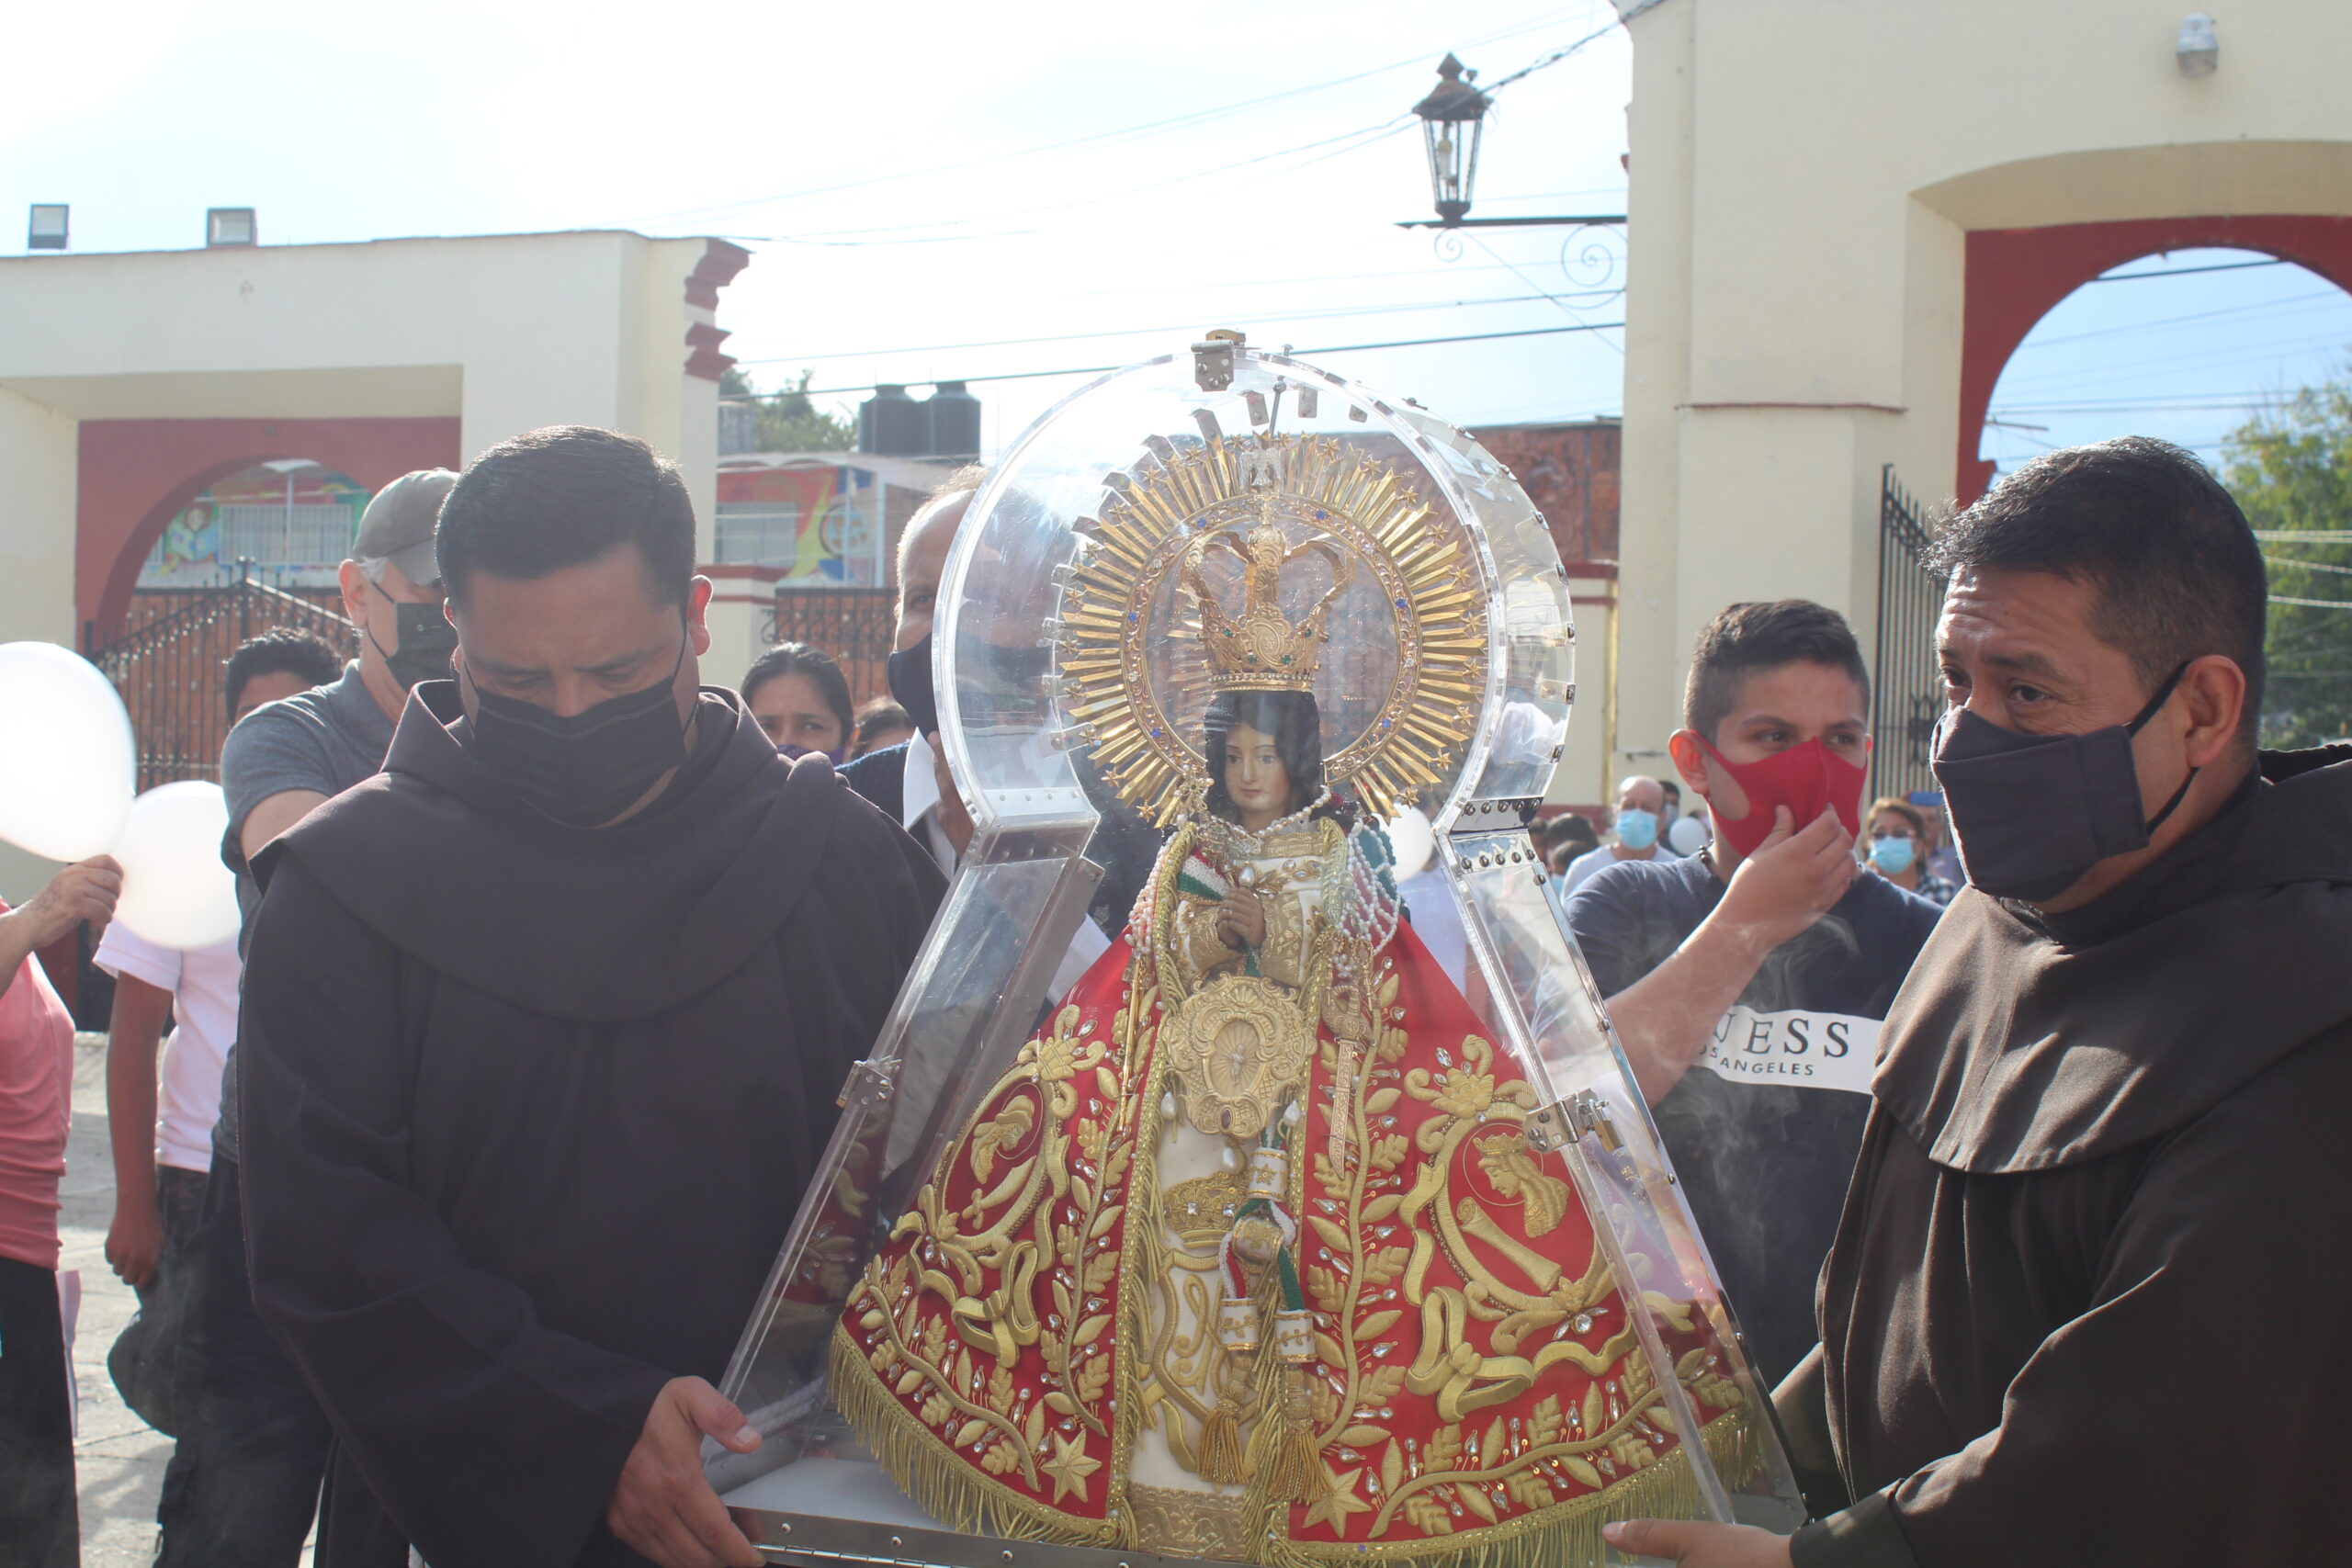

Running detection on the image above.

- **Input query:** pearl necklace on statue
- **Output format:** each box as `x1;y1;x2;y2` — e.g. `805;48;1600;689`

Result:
1198;789;1335;863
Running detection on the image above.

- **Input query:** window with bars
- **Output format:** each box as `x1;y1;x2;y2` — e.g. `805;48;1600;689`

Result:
715;503;803;567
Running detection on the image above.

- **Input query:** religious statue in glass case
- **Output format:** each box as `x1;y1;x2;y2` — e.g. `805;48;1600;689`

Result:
710;339;1802;1568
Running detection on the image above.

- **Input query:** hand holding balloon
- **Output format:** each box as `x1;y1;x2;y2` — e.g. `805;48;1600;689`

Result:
2;857;123;950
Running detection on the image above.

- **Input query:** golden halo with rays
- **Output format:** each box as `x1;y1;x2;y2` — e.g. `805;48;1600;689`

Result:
1047;432;1488;826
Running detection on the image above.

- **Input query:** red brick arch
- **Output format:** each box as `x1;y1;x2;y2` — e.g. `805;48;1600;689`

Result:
1959;215;2352;504
78;417;461;647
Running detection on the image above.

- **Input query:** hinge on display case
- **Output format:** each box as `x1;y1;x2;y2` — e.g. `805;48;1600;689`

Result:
1524;1088;1623;1155
1192;328;1245;391
835;1057;897;1111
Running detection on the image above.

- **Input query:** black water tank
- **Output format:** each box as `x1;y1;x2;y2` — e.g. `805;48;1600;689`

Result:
924;382;982;458
859;385;923;456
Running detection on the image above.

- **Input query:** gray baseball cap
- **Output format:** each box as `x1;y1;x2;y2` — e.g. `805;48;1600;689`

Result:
353;468;458;588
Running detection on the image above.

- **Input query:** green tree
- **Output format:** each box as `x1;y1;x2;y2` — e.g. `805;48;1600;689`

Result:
2221;379;2352;747
720;366;856;452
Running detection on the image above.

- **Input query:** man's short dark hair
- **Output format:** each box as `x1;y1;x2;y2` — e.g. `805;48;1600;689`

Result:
1683;600;1871;739
436;426;695;609
1927;436;2266;741
223;626;345;717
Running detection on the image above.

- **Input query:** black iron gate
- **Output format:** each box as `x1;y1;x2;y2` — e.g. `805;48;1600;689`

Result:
763;587;899;707
1871;467;1949;803
89;562;356;790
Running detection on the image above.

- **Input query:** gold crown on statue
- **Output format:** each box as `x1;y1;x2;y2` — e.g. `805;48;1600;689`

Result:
1182;495;1354;693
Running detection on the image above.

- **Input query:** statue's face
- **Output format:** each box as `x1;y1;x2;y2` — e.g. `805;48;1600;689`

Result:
1223;722;1292;831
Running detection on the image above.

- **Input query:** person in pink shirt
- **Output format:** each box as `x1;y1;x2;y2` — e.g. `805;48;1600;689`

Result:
0;855;120;1568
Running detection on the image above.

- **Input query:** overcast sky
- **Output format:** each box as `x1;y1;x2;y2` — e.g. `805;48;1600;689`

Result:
9;0;2348;490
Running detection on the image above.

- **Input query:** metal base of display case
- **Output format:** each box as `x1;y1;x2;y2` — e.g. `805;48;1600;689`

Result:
723;1458;1255;1568
727;1509;1262;1568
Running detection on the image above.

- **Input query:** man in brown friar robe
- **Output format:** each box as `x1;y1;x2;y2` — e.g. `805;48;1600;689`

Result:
238;427;944;1568
1605;438;2352;1567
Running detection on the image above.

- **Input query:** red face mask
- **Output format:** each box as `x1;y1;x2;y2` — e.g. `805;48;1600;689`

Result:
1695;736;1867;859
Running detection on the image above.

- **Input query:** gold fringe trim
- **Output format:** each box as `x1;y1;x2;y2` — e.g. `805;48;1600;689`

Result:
1270;1408;1760;1568
833;1316;1762;1568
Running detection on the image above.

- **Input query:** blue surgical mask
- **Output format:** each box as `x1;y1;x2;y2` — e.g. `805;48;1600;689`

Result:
1867;835;1917;876
1614;807;1659;852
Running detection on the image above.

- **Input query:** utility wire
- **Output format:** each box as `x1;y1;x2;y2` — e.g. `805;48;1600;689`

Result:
736;289;1619;367
2091;257;2290;284
2267;555;2352;575
747;320;1623;400
619;4;1593;230
2008;288;2347;351
741;120;1410;246
2269;593;2352;609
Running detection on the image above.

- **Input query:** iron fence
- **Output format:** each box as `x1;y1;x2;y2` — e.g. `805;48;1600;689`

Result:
1871;467;1949;804
90;564;356;791
763;587;899;708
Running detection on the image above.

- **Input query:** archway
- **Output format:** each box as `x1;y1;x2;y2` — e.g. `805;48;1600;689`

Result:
138;459;373;589
1956;216;2352;502
77;416;460;646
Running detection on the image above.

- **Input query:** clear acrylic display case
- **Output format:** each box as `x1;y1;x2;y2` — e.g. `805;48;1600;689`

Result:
708;341;1805;1566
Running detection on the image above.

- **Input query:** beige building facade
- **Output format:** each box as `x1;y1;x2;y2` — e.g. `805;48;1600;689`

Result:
0;228;749;898
1611;0;2352;775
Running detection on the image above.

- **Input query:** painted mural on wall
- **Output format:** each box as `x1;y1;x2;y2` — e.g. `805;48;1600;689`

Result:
138;461;372;589
714;461;887;586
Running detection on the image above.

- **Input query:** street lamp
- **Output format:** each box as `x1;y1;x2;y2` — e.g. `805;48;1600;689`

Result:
1414;54;1487;225
1396;53;1623;231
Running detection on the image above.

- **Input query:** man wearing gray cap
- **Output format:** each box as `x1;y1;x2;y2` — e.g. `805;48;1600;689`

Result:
155;469;458;1568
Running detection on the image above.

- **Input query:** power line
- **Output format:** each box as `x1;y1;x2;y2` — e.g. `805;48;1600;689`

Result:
2090;257;2291;285
2257;529;2352;543
734;289;1611;367
2266;555;2352;575
616;4;1597;230
2270;593;2352;609
757;320;1624;400
2008;288;2348;352
748;120;1411;246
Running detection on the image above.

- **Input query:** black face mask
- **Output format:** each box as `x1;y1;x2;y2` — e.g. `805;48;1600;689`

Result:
368;581;459;692
888;634;939;738
1931;662;2196;903
463;633;691;828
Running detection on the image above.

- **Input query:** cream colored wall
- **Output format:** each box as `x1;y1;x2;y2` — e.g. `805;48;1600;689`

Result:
0;388;80;649
0;231;737;649
0;388;82;903
1615;0;2352;763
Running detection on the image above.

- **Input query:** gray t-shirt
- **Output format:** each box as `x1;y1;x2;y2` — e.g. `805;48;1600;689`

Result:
215;661;399;1160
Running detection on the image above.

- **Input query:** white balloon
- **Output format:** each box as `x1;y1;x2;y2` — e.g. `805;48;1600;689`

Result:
0;642;136;862
111;782;242;950
1385;806;1436;883
1667;813;1712;857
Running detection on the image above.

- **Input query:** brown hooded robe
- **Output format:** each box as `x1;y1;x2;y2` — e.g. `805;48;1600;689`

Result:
238;686;944;1568
1781;747;2352;1566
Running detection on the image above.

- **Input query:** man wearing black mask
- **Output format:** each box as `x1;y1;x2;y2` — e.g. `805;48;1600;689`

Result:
237;426;943;1568
1608;437;2352;1567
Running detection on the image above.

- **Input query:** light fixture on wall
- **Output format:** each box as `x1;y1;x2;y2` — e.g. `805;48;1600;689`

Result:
28;205;68;252
206;208;257;247
2177;13;2219;77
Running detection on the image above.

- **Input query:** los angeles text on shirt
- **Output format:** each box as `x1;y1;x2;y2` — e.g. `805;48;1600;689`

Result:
1695;1005;1879;1097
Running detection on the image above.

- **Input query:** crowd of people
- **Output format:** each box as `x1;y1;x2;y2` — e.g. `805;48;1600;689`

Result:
0;429;2344;1568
